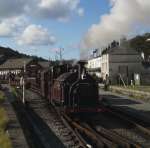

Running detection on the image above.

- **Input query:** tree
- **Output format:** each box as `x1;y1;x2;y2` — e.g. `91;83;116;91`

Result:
130;33;150;61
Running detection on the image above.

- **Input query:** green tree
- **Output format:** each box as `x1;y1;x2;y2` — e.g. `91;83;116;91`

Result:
130;33;150;61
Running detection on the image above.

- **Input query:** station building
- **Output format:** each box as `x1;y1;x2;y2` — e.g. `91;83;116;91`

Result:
0;58;42;80
87;39;150;85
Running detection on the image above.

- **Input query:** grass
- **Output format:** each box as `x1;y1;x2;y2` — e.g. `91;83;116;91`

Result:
116;85;150;92
0;91;12;148
0;131;12;148
0;108;8;130
0;91;6;103
110;86;150;102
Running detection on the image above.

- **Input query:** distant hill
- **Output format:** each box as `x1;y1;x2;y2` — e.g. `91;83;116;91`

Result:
130;33;150;53
0;46;46;61
130;33;150;61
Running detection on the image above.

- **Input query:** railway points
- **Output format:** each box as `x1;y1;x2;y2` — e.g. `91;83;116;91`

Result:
2;83;150;148
22;87;150;148
1;62;150;148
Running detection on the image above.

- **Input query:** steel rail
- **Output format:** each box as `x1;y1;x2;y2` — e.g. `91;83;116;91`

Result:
63;114;119;148
107;106;150;138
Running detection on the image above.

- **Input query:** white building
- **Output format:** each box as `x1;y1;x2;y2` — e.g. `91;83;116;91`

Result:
87;56;101;78
101;54;109;79
87;40;150;85
87;54;109;81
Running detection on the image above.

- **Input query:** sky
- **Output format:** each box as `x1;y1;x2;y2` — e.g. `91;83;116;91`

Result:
0;0;150;60
0;0;110;60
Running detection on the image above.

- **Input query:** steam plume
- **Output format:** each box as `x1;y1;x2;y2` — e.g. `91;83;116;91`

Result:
81;0;150;50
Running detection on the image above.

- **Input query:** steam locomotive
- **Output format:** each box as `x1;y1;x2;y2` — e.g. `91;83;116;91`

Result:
40;61;99;113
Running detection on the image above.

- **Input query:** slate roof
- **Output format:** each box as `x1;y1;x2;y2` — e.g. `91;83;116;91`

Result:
0;58;33;69
38;61;50;69
104;41;139;55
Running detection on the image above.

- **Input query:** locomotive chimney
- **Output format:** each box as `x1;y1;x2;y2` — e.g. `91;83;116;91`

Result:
77;60;87;79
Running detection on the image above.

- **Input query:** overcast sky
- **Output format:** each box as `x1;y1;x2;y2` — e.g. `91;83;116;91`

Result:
0;0;150;60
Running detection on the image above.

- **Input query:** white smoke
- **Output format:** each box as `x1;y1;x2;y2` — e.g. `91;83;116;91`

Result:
81;0;150;49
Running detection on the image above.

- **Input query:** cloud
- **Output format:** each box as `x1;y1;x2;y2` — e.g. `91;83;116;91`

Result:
0;0;83;48
33;0;83;21
0;0;27;18
81;0;150;49
0;0;83;45
0;16;28;37
0;22;15;37
77;8;84;17
17;24;56;46
0;0;83;21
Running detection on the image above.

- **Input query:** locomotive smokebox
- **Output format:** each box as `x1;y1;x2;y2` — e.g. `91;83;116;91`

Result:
77;60;87;80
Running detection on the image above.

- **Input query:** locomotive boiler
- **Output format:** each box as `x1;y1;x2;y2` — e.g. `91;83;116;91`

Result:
50;61;99;113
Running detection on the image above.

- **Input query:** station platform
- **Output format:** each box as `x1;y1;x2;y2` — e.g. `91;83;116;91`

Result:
99;88;150;123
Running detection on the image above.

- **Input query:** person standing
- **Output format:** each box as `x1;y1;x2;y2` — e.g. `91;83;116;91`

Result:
104;74;110;91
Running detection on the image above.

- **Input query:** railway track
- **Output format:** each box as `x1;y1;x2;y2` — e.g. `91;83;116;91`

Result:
47;105;88;148
15;88;150;148
83;107;150;148
15;89;88;148
106;107;150;147
12;100;65;148
63;114;117;148
17;88;122;148
63;113;142;148
106;105;150;131
61;102;150;148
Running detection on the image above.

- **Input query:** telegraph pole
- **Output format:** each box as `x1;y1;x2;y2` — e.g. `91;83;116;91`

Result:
59;47;64;61
55;51;58;61
55;48;64;61
22;61;26;104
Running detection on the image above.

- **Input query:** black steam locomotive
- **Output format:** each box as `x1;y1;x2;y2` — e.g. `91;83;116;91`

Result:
40;61;99;113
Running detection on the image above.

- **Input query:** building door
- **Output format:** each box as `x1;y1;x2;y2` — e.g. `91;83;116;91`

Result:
118;66;129;85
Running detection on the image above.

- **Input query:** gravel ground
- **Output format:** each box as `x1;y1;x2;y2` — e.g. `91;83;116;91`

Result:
99;88;150;123
25;89;84;148
92;112;150;147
